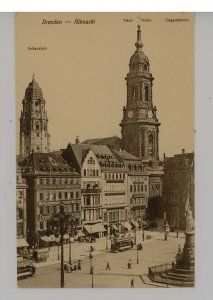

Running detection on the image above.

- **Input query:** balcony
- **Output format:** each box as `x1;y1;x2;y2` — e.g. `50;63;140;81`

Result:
106;179;124;183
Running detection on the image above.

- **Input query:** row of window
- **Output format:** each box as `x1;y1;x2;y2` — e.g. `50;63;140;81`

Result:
38;203;80;215
130;176;148;182
130;184;147;193
103;197;126;206
131;209;146;218
37;177;79;185
130;197;146;206
104;173;126;180
35;133;48;137
83;169;99;177
130;85;149;102
99;161;124;168
87;157;96;165
83;195;100;206
82;181;100;189
83;209;101;221
38;191;80;201
103;184;125;192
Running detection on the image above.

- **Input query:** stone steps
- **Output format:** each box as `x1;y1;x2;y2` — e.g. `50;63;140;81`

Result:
160;270;194;285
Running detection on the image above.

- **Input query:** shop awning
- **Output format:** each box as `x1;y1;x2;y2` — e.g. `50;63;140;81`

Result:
77;231;85;237
121;222;132;231
17;238;29;247
112;224;118;231
49;235;56;241
131;220;139;228
84;223;106;234
40;236;50;243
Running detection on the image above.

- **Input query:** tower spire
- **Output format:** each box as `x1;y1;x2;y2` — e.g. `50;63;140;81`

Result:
32;73;35;82
135;25;143;51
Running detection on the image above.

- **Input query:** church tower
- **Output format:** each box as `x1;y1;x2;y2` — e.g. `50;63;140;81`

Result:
120;26;160;162
19;75;50;157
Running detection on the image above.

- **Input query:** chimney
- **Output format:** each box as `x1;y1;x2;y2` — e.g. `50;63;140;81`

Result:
75;136;80;145
182;149;185;155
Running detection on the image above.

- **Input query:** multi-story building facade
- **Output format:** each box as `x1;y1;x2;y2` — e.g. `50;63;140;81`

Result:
63;143;130;235
19;152;81;242
163;150;194;230
89;145;129;234
16;164;28;241
112;149;149;226
19;75;50;157
62;143;105;238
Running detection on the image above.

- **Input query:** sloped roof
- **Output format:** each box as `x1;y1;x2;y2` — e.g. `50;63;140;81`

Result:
164;152;194;170
19;152;79;176
112;149;141;161
68;144;91;167
82;136;122;149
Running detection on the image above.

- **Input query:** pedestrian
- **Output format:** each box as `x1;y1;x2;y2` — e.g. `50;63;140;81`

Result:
106;261;110;270
128;259;132;269
131;278;134;288
172;260;175;269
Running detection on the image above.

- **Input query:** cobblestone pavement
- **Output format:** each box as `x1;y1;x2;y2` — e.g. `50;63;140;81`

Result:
18;230;185;288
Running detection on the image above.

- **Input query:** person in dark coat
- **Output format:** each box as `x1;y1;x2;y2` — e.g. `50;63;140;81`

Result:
106;261;110;270
131;278;134;288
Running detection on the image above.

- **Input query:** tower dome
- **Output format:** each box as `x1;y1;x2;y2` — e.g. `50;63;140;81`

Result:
25;74;43;101
129;26;150;72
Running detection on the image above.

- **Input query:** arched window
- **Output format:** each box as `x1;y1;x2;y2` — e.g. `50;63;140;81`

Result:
35;121;40;131
148;134;154;158
145;86;149;101
131;86;136;100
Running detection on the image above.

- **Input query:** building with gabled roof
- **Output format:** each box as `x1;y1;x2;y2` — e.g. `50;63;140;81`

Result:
19;152;81;245
163;150;194;230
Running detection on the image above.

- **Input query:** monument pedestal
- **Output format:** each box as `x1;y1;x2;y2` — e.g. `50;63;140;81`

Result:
162;231;195;286
149;231;195;287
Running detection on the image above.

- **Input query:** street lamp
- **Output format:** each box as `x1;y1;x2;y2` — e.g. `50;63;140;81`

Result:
47;202;75;288
89;252;93;273
164;221;170;241
136;244;139;264
69;231;72;265
68;221;76;265
106;224;109;250
55;235;60;260
176;208;179;238
134;228;137;245
91;266;94;288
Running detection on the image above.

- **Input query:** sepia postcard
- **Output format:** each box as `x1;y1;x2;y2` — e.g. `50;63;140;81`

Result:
16;12;194;288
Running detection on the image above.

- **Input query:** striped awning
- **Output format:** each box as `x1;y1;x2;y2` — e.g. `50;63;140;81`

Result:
131;220;139;228
84;223;106;234
17;238;29;247
112;224;118;231
40;236;50;242
121;222;131;231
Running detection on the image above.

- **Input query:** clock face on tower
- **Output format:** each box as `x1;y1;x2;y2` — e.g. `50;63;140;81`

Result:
128;110;134;118
147;110;153;118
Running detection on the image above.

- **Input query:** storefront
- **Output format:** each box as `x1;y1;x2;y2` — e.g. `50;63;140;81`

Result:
84;223;106;240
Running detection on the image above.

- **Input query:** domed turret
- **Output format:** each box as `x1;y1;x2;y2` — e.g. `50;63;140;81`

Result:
20;74;50;157
120;26;160;161
25;74;43;101
129;26;150;73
